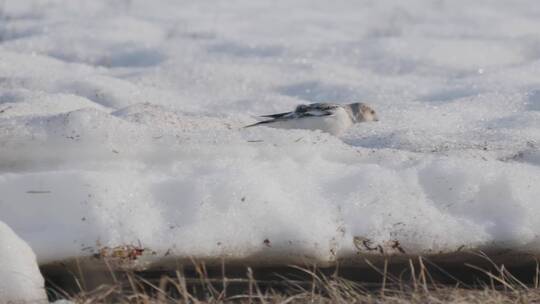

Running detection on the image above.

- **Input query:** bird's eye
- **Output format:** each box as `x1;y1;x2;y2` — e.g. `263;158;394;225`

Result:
371;110;375;114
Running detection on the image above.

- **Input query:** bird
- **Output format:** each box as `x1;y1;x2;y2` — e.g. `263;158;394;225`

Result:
245;102;378;136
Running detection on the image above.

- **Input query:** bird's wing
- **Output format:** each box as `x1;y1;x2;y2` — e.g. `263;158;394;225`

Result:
244;103;339;128
293;103;339;118
257;103;338;119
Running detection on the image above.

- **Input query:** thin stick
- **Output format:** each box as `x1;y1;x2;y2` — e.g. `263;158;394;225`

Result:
381;258;388;297
409;259;417;292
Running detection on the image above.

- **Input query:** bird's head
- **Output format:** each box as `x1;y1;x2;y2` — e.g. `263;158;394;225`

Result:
349;103;378;122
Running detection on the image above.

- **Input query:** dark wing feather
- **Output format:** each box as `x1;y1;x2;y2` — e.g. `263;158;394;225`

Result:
244;119;279;128
259;111;292;119
244;103;339;128
295;111;332;118
294;103;339;117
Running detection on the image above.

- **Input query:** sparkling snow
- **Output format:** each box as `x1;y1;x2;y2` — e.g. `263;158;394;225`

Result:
1;0;540;266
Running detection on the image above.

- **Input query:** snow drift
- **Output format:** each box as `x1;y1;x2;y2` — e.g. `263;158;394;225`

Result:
0;221;47;303
1;0;540;269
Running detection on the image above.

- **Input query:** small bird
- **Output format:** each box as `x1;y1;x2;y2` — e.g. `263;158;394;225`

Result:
245;102;378;136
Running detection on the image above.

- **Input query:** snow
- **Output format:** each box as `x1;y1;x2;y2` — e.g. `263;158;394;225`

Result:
1;0;540;268
0;221;47;303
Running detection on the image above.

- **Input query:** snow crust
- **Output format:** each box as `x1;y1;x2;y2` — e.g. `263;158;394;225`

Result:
0;221;47;303
1;0;540;265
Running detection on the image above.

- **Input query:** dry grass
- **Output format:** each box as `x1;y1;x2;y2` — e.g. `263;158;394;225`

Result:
45;254;540;303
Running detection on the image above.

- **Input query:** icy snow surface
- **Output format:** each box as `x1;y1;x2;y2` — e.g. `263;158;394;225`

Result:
1;0;540;266
0;221;47;303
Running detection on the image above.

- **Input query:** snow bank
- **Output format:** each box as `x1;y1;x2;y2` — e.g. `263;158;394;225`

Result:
1;0;540;267
0;221;47;303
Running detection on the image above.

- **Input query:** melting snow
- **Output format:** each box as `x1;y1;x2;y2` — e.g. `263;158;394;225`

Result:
1;0;540;267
